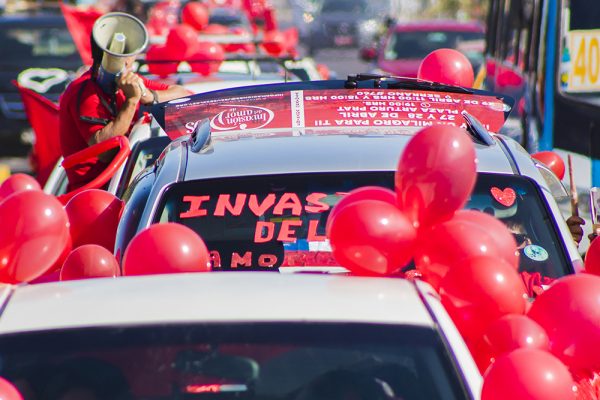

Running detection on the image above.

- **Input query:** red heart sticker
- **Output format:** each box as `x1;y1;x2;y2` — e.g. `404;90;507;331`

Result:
490;187;517;207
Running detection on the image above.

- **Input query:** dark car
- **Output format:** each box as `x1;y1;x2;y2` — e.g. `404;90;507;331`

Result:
304;0;388;56
0;13;82;156
361;20;485;78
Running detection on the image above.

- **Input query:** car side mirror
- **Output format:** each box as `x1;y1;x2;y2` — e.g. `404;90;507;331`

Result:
359;46;378;62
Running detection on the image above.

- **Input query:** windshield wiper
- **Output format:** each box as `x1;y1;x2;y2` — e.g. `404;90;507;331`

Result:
344;73;474;94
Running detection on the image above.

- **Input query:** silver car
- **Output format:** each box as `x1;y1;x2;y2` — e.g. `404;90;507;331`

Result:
115;76;581;277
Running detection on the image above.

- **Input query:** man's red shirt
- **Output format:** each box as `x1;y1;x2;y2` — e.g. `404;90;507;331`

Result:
59;69;168;190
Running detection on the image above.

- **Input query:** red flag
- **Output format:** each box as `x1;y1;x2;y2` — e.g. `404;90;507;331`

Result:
60;2;103;66
15;83;61;186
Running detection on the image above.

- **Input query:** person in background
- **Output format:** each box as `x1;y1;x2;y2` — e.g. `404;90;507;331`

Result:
59;19;190;191
567;215;586;246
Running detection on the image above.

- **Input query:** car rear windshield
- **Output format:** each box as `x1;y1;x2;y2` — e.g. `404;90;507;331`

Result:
0;323;469;400
384;30;484;61
155;172;569;277
0;24;80;68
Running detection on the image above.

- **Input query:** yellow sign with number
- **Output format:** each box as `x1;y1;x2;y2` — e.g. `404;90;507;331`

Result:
568;29;600;92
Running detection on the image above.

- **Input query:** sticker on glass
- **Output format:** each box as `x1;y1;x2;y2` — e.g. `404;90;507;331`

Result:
490;186;516;207
523;244;549;262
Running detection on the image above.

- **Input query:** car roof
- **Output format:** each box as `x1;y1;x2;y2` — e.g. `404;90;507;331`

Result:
392;19;484;33
0;273;434;334
176;133;514;182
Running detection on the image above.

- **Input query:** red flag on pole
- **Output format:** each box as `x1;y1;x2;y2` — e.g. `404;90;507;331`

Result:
15;82;61;186
59;2;103;66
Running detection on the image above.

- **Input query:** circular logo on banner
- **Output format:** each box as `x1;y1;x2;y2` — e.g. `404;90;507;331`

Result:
210;105;274;131
523;244;549;262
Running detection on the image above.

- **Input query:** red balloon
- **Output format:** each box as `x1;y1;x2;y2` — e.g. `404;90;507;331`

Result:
414;215;517;289
261;30;286;56
528;274;600;372
48;234;73;273
329;200;416;276
223;29;256;53
451;210;519;269
326;186;397;237
202;24;230;35
122;223;211;276
146;44;179;78
0;377;23;400
182;2;209;31
0;191;70;283
439;256;527;340
65;189;123;251
478;314;550;372
584;233;600;276
481;349;575;400
531;151;566;180
0;173;41;202
190;42;225;76
166;24;200;58
395;125;476;230
60;244;120;281
28;269;61;284
417;48;475;87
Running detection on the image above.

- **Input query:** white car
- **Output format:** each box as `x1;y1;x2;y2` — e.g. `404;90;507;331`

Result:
0;273;482;399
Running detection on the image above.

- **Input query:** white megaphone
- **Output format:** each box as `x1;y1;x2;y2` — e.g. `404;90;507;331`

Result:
92;12;149;94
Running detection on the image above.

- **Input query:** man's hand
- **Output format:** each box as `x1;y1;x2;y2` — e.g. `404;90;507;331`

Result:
566;215;586;246
117;71;142;101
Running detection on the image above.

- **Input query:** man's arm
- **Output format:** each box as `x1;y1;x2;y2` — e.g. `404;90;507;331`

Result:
140;84;191;105
88;71;142;146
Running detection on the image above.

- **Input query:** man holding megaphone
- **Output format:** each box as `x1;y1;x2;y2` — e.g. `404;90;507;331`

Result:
59;12;189;190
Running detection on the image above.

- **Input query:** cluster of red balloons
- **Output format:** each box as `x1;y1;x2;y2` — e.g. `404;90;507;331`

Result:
145;0;297;75
0;173;213;283
325;124;599;398
146;27;225;78
0;174;70;283
0;179;125;282
327;125;528;339
479;274;600;399
146;0;180;37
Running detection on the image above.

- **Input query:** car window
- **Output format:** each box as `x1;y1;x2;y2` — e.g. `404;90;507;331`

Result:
383;30;484;61
116;170;156;258
208;7;251;30
154;172;569;276
0;323;468;400
0;24;80;68
115;136;171;198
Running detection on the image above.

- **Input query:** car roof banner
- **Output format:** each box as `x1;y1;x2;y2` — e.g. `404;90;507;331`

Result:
156;88;511;140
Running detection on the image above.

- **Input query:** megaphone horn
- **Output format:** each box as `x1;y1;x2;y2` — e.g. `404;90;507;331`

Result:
92;12;149;93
